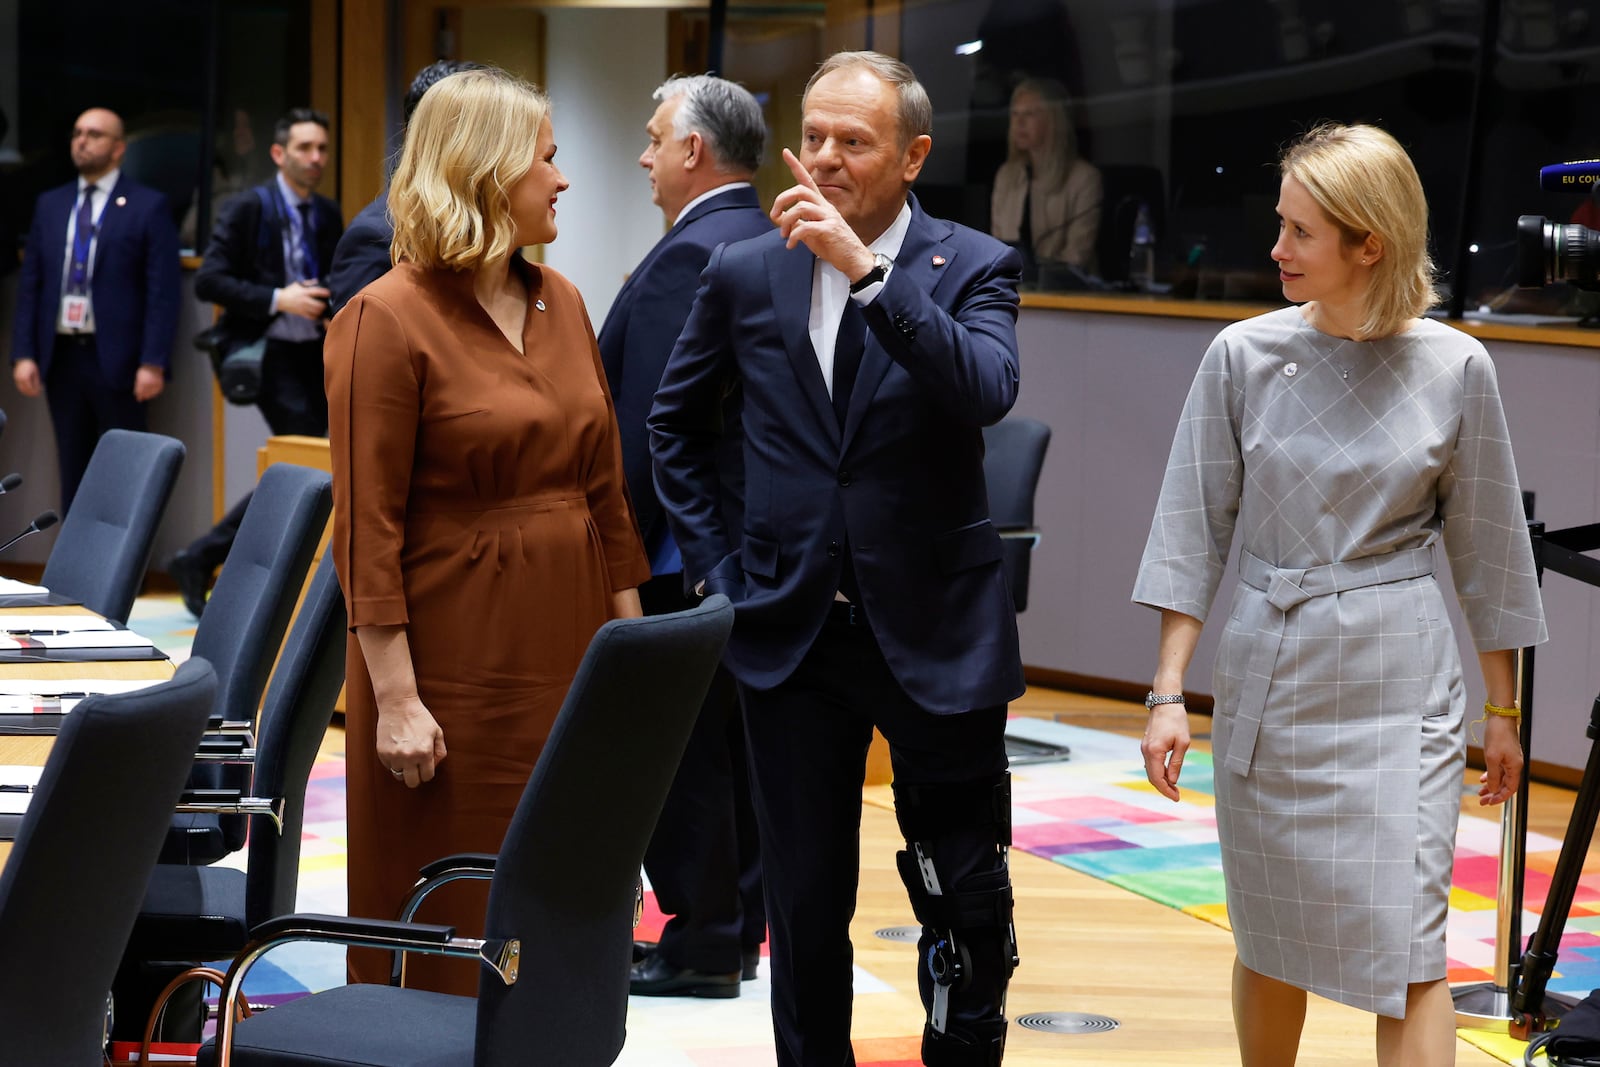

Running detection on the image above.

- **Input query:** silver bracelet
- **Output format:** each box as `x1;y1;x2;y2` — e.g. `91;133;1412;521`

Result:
1144;691;1186;711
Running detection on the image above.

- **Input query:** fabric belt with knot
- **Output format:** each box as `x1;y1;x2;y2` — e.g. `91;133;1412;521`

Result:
1224;546;1436;779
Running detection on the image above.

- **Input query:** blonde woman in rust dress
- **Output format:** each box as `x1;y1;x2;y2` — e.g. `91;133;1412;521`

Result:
1134;124;1544;1065
325;68;649;995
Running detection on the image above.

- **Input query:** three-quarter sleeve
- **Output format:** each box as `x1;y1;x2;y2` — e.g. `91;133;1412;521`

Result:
574;290;651;594
1132;333;1244;621
1438;347;1548;652
326;293;419;629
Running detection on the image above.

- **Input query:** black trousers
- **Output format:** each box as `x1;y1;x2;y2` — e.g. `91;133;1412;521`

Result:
740;605;1010;1067
45;334;146;515
185;337;327;570
639;574;765;973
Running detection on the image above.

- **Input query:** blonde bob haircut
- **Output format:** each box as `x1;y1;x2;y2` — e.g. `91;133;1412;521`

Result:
389;68;551;271
1279;123;1439;340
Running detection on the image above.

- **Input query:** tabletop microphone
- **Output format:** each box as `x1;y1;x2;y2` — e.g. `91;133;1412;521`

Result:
1540;160;1600;193
0;510;59;556
0;474;20;495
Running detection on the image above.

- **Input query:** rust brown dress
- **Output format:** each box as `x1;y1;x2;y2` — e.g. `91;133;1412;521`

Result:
325;258;650;994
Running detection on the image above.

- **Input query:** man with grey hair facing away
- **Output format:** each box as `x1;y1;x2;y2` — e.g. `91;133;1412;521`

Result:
598;73;772;999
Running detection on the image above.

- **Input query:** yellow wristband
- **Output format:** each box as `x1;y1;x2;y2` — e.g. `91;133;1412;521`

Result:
1484;701;1521;719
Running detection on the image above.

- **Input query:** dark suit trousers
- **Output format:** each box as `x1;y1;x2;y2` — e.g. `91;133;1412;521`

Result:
639;574;765;973
45;334;146;514
185;337;328;570
740;607;1009;1067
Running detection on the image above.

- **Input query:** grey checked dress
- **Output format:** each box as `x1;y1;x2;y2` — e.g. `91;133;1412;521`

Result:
1133;306;1546;1018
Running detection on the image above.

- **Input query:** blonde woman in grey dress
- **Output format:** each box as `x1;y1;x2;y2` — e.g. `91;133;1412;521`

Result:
1133;123;1545;1066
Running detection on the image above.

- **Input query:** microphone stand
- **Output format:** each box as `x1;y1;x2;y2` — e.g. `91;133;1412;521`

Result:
1453;517;1600;1033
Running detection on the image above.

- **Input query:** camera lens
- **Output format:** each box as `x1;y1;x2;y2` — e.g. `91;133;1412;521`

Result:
1517;214;1600;289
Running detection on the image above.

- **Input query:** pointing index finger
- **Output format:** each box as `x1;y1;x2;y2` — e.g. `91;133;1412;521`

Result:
782;147;818;191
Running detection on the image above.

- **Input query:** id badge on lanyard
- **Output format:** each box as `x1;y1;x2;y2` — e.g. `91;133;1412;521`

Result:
62;294;90;328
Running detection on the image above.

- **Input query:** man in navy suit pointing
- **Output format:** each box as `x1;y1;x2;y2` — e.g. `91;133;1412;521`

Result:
650;51;1024;1067
10;107;179;513
599;73;771;1001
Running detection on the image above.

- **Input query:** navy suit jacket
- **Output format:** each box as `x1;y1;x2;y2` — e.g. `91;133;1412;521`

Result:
598;185;770;559
193;181;343;351
326;191;392;316
648;196;1026;713
10;174;180;388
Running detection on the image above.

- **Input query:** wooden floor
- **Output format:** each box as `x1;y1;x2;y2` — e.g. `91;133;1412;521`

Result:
842;687;1596;1065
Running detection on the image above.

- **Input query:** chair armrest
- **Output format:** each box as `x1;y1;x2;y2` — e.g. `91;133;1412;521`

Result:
390;853;500;985
194;734;256;763
175;792;285;833
214;914;520;1067
417;852;498;882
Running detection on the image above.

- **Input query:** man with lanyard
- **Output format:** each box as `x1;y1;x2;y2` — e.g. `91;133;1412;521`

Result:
10;107;180;513
168;107;343;616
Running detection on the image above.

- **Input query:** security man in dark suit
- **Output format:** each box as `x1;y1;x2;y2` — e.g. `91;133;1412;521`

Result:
10;107;180;513
326;60;486;315
650;52;1024;1067
168;108;343;616
598;73;771;1000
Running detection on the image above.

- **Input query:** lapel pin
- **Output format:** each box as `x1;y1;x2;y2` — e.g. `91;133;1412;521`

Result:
1284;362;1298;377
115;196;126;207
931;255;946;267
534;299;547;312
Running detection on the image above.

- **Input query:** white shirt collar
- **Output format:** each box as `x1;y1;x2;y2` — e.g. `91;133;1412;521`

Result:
80;169;118;196
675;182;752;226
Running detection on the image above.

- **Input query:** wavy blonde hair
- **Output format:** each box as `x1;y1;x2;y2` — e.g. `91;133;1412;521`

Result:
1279;123;1439;340
389;68;551;271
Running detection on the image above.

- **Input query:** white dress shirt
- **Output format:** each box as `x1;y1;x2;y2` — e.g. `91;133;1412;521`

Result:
808;201;911;398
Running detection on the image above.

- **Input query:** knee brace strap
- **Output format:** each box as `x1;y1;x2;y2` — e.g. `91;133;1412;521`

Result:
893;772;1012;846
896;853;1013;932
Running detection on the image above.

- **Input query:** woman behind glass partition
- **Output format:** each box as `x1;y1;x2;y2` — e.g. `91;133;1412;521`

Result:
989;77;1102;284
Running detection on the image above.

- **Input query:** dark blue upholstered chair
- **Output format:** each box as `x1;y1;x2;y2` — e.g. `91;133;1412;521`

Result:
0;659;216;1065
200;596;735;1067
982;416;1051;614
40;428;185;625
127;553;346;967
164;463;332;866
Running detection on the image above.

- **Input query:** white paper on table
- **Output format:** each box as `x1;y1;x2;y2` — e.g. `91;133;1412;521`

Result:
0;678;163;697
0;765;43;815
0;578;48;595
11;630;157;650
0;614;114;633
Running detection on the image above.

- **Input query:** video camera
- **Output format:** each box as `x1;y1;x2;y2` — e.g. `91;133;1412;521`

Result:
1518;160;1600;292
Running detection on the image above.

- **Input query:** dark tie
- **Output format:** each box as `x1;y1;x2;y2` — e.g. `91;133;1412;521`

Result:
832;300;867;427
67;184;97;294
296;202;318;281
1019;162;1034;251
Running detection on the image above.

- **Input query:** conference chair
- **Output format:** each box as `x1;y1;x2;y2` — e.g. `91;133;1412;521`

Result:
0;659;216;1066
39;428;185;625
115;555;346;1040
983;416;1052;614
200;596;736;1067
165;463;333;866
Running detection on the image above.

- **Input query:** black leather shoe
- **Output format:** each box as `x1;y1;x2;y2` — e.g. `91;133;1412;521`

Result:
629;951;740;999
167;549;210;619
742;947;761;981
632;939;656;964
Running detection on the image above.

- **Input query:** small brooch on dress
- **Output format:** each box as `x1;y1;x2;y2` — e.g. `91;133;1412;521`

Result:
1284;362;1298;377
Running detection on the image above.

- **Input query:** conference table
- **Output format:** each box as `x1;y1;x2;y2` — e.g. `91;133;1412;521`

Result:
0;601;174;871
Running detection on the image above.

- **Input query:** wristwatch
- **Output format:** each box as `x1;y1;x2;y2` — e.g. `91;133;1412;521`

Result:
849;252;893;294
1145;691;1186;710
